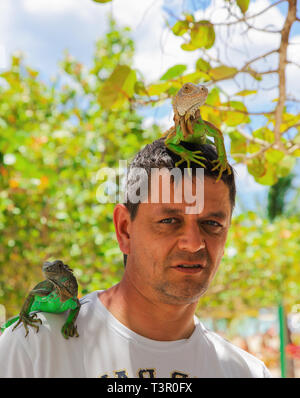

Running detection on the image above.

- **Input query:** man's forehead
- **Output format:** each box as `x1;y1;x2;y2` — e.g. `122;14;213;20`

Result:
140;176;231;217
153;204;229;219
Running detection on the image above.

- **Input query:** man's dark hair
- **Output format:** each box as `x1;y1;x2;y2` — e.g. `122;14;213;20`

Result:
122;137;236;266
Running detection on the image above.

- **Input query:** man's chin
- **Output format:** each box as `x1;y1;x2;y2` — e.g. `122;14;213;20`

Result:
156;284;208;305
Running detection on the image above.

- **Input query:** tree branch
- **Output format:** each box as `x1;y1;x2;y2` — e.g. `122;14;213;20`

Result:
242;49;278;69
242;20;282;34
274;0;297;149
287;143;300;154
212;0;287;26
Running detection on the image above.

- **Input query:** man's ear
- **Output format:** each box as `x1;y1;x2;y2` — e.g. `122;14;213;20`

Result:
113;204;131;256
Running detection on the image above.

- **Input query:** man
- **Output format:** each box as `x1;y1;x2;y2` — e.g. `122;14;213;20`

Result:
0;138;271;378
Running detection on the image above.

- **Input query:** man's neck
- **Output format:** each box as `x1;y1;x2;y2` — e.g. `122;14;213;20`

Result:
98;280;198;341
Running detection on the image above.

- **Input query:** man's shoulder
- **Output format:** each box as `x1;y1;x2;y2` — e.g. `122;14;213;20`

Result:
196;322;272;377
0;291;100;344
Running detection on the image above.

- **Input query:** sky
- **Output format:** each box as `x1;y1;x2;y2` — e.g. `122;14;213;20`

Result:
1;0;299;216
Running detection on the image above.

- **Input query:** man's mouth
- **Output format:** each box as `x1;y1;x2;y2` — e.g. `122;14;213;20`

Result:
172;263;205;274
177;264;202;268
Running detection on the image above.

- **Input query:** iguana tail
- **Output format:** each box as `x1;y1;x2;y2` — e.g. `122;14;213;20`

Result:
0;315;19;334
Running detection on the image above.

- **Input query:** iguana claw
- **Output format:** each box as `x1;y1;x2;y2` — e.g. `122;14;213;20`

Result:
211;159;232;182
175;150;207;176
12;313;42;337
175;150;207;169
61;322;79;339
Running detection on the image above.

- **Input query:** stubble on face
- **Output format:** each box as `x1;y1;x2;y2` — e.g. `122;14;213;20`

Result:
147;251;213;305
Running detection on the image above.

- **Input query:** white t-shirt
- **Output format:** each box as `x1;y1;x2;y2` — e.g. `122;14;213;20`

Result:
0;290;271;378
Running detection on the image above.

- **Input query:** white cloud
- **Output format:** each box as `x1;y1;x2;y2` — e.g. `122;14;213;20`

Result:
286;34;300;97
0;0;110;75
23;0;103;21
0;0;12;69
112;0;163;30
23;0;75;13
234;163;266;193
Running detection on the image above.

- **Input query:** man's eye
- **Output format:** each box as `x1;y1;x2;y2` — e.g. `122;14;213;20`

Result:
159;218;177;224
204;220;222;227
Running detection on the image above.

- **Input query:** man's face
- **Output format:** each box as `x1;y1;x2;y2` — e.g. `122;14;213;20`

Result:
123;176;232;306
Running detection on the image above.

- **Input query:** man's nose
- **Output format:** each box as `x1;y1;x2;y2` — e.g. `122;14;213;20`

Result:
177;223;205;252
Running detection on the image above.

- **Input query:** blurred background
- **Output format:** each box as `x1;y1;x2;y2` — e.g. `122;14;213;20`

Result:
0;0;300;377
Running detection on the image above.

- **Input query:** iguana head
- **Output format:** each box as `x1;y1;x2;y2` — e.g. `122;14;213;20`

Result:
43;260;73;277
173;82;208;117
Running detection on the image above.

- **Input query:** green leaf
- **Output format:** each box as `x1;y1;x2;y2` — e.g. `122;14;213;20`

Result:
236;0;250;14
147;82;172;96
98;64;136;109
179;71;210;83
181;42;198;51
224;101;250;126
234;89;257;97
248;143;261;154
264;148;285;164
134;81;147;95
229;130;247;157
196;58;211;73
206;87;220;106
122;69;137;98
160;64;187;81
210;66;237;81
172;20;189;36
255;163;277;186
247;157;267;178
253;127;274;143
190;21;215;49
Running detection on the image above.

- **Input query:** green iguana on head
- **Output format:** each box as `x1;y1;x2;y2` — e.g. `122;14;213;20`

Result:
0;260;81;339
164;82;232;182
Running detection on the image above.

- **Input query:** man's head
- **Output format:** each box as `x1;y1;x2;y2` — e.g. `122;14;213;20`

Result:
113;138;235;305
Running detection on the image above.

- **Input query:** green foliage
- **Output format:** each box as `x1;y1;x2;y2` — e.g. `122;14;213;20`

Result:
160;65;187;81
178;19;215;51
0;18;158;317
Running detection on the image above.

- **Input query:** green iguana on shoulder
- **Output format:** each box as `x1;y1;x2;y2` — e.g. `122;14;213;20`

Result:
164;82;231;182
0;260;81;339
